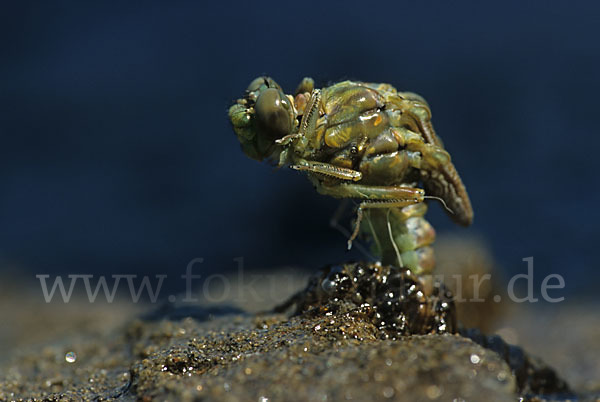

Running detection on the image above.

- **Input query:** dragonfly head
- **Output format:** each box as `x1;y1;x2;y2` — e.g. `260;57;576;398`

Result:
229;76;296;161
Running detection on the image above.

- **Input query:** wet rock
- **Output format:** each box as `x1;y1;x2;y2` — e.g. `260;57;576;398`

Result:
276;261;456;337
128;325;517;402
460;328;572;398
0;265;589;401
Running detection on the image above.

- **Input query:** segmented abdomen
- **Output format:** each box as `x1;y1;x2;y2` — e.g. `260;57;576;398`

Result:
359;202;436;274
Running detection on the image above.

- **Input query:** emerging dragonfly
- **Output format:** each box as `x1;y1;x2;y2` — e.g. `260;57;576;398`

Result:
229;77;473;274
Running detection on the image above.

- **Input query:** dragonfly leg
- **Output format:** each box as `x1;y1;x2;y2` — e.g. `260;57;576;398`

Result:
309;180;425;251
327;200;377;261
312;181;424;203
291;160;362;181
346;198;424;251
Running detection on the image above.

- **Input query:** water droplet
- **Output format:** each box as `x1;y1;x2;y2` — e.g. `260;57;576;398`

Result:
65;352;77;363
470;354;481;364
383;387;394;398
426;384;442;399
321;278;336;294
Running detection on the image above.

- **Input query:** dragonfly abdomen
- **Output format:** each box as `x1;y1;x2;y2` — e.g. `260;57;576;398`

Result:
359;202;436;274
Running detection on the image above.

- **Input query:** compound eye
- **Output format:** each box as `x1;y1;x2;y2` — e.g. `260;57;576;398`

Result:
255;88;292;139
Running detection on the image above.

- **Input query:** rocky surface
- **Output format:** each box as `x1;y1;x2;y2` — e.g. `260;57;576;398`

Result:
1;260;595;401
1;308;518;401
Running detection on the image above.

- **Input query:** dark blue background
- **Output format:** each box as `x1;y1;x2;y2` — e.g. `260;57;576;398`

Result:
1;1;598;296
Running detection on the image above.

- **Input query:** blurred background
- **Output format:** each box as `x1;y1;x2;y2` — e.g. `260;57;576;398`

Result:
1;1;599;298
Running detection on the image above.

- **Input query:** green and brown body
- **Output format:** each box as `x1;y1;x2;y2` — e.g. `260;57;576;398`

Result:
229;77;473;274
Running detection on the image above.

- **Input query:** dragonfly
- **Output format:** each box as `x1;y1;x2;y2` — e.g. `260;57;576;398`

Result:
229;76;473;274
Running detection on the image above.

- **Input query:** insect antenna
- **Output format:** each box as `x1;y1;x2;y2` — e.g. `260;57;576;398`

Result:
424;195;454;215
